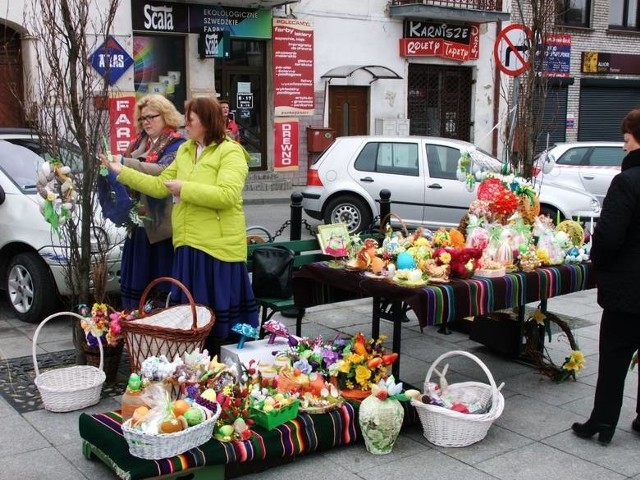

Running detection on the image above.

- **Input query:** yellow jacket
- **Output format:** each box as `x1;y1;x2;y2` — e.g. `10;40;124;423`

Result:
117;139;249;262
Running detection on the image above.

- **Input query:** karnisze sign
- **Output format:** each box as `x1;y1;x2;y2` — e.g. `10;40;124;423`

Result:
132;0;272;39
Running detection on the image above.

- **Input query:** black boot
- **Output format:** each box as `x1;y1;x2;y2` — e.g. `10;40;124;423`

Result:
632;416;640;432
571;420;615;444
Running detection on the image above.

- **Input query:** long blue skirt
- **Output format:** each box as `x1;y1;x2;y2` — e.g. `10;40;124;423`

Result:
120;227;174;310
170;246;259;341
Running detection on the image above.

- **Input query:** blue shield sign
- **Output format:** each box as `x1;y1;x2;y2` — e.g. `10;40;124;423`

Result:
89;36;134;86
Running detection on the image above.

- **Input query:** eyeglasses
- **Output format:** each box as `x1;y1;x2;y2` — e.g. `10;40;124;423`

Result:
138;114;161;122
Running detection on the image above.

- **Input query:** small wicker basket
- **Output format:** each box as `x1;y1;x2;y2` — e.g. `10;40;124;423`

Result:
411;350;505;447
121;404;219;459
121;277;215;372
32;312;106;413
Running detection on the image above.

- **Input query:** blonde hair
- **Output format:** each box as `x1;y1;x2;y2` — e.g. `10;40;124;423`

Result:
135;94;183;130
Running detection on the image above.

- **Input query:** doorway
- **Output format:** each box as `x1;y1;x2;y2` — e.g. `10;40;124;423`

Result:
328;86;369;136
0;25;25;127
215;40;266;170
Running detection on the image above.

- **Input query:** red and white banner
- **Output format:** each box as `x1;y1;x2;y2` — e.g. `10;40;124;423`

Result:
274;118;299;171
399;25;479;61
273;18;314;117
108;94;136;154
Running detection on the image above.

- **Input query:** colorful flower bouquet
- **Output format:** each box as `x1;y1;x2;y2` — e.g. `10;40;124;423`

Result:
79;303;135;347
328;332;398;392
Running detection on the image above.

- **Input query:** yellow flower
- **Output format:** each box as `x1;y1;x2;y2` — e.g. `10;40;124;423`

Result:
563;350;585;372
440;252;452;264
536;248;550;265
346;353;364;364
533;310;546;325
338;360;352;373
355;365;372;386
414;237;430;247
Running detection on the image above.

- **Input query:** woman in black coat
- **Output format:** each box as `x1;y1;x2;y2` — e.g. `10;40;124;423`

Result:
572;108;640;444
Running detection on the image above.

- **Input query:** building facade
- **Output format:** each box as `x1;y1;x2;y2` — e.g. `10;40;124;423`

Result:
1;0;639;187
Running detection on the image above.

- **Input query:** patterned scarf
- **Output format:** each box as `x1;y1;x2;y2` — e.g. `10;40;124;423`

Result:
126;127;183;163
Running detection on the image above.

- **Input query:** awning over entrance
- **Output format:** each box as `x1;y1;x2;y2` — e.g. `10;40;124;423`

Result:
321;65;403;84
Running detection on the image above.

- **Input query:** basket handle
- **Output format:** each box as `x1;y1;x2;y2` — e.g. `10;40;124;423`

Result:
379;212;409;237
138;276;198;331
424;350;501;411
32;312;103;376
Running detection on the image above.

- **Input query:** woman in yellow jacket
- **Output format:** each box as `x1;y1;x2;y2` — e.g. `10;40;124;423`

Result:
102;96;258;350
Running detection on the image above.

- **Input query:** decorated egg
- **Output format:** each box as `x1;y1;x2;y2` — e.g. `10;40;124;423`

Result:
395;251;416;270
183;407;205;426
370;256;385;274
219;425;234;437
518;243;529;254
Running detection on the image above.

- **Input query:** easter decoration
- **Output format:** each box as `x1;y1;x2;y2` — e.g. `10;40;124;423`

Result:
36;158;78;235
231;323;260;349
358;376;408;454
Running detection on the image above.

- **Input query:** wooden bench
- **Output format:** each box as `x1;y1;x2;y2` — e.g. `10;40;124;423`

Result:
247;238;329;337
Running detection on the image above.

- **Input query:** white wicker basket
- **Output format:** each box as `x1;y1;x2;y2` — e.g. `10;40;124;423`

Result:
33;312;106;413
411;350;505;447
121;404;220;460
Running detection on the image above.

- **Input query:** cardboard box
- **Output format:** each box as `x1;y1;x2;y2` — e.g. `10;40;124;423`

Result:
221;337;292;371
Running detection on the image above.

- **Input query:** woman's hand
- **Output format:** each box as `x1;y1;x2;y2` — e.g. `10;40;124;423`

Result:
99;153;123;175
165;180;183;202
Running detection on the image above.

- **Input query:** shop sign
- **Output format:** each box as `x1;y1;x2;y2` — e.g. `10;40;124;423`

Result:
237;93;253;109
582;51;640;75
541;33;571;77
274;118;299;171
89;36;134;86
132;1;189;32
273;18;314;117
399;21;479;61
132;1;271;38
108;94;136;154
198;30;230;59
190;5;272;39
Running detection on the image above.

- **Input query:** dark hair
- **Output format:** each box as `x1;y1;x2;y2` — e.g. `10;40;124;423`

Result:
621;109;640;141
184;97;226;145
218;99;230;106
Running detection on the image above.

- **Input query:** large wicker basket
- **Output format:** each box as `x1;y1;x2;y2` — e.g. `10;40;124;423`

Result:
411;350;505;447
121;277;215;372
33;312;106;412
121;404;219;459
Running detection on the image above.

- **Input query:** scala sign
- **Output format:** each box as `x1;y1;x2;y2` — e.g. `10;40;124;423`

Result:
89;36;134;86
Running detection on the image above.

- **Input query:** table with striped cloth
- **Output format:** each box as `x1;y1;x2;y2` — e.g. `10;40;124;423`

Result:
80;400;418;479
293;262;595;379
293;262;594;330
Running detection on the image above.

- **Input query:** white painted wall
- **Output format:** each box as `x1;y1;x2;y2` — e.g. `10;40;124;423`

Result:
291;0;508;156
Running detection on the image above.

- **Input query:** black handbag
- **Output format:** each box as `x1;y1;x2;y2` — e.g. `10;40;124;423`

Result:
251;245;295;299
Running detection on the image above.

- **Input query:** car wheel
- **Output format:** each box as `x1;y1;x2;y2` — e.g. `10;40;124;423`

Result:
539;206;564;224
323;195;372;234
5;252;59;323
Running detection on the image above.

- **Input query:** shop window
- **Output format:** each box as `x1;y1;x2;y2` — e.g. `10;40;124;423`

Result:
132;35;187;114
557;0;591;27
609;0;640;28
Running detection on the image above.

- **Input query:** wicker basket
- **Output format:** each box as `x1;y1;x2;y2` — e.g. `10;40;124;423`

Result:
121;404;219;459
411;350;505;447
121;277;215;372
33;312;106;413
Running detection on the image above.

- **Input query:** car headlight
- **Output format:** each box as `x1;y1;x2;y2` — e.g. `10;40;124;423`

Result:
590;198;601;214
90;227;110;253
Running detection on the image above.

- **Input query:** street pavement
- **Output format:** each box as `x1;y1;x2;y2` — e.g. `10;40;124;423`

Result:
0;188;638;479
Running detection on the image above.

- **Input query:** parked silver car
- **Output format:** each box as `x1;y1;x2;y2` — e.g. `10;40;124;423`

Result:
302;136;601;234
536;141;624;204
0;138;124;323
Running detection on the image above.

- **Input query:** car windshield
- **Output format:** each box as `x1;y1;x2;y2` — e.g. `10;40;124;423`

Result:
0;140;44;192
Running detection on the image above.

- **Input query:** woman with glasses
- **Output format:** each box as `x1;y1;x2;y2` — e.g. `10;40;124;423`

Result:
101;96;258;353
101;94;185;309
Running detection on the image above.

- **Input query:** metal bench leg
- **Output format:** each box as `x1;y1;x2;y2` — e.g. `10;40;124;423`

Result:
295;309;305;337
